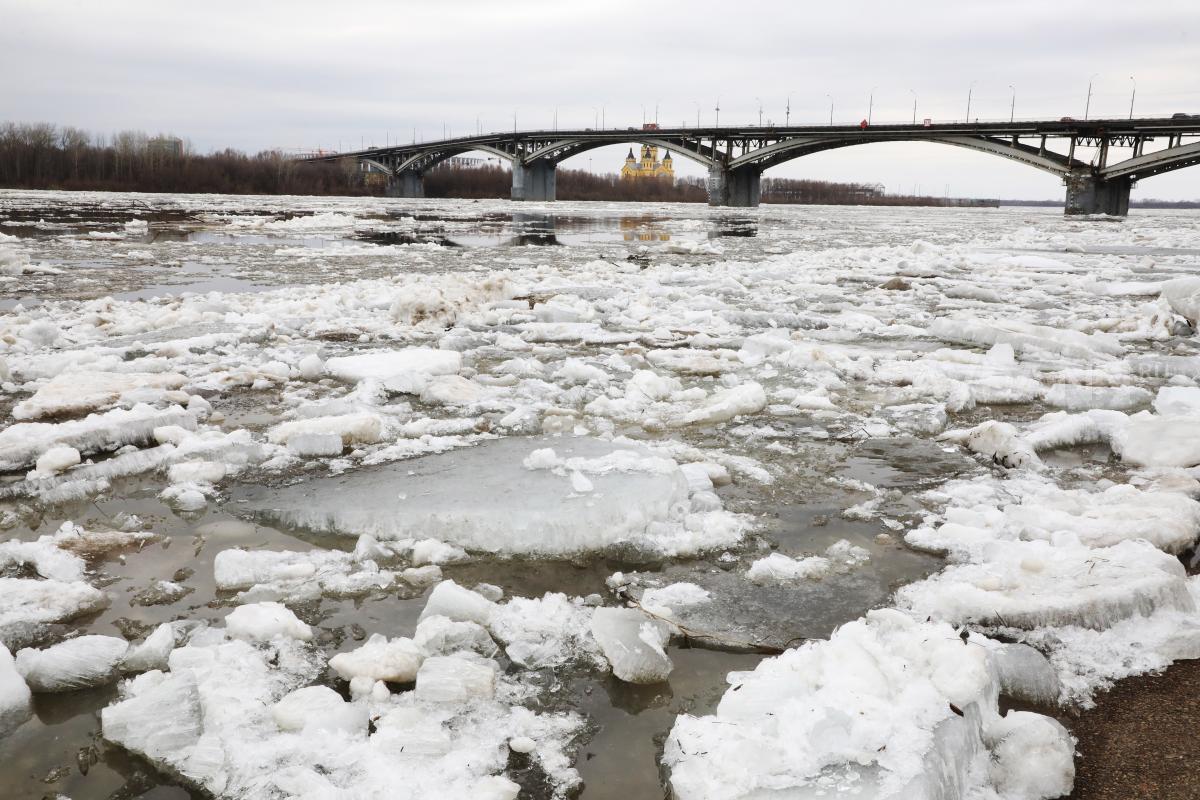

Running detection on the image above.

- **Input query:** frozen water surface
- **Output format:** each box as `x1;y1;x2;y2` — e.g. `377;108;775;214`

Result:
2;189;1200;799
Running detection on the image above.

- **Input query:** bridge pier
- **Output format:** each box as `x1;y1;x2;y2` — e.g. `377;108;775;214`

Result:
512;161;556;202
386;170;425;199
1064;170;1130;216
707;166;761;207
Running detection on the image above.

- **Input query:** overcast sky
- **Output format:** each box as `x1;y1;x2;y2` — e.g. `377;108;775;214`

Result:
3;0;1198;199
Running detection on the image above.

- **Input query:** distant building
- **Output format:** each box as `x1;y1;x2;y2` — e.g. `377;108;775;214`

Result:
621;145;674;180
147;136;184;157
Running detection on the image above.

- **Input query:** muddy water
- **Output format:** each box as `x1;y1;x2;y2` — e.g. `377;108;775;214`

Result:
0;430;958;799
10;192;1192;799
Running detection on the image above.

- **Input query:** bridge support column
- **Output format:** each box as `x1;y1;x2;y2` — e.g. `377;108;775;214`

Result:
707;166;761;207
1064;170;1130;216
386;170;424;199
511;161;556;202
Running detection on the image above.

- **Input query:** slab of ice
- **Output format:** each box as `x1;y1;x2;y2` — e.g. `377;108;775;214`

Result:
879;403;948;435
13;371;187;420
15;635;129;692
213;547;395;601
909;476;1200;556
1021;576;1200;706
0;577;109;637
664;609;1072;800
33;444;81;475
286;432;344;456
102;621;583;798
640;582;711;613
0;643;32;738
272;685;366;735
487;592;603;670
329;633;425;683
985;711;1075;799
241;437;746;558
324;349;461;388
1154;386;1200;416
1111;415;1200;467
224;602;313;642
0;403;196;471
673;382;767;427
896;538;1192;630
414;654;498;703
929;317;1123;360
121;622;176;674
1044;383;1151;412
413;616;498;659
267;412;383;447
0;536;87;582
746;553;831;585
1160;276;1200;326
987;643;1062;706
420;579;497;625
590;607;673;684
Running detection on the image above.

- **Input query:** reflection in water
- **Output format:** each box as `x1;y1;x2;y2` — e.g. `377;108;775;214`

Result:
619;215;671;242
355;213;758;248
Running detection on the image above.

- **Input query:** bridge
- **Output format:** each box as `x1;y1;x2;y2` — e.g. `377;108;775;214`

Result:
301;116;1200;215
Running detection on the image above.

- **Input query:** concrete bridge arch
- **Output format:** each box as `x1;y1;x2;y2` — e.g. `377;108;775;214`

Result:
301;116;1200;214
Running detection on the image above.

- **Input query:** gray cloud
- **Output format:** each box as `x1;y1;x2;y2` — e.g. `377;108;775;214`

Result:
2;0;1197;198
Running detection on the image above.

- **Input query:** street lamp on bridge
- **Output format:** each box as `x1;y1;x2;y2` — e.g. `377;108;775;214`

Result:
826;94;834;126
868;86;877;125
910;89;917;125
1128;76;1137;120
966;80;977;122
1009;85;1016;123
755;97;763;126
786;94;791;126
715;98;720;127
1084;73;1099;120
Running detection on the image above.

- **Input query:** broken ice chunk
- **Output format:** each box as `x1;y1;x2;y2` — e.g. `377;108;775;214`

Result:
12;371;188;420
414;654;498;702
0;643;32;737
896;539;1192;631
101;670;203;761
746;553;831;585
985;711;1075;799
267;412;383;447
121;623;176;674
224;602;313;642
323;349;461;386
590;607;673;684
286;432;344;457
16;635;129;692
33;444;81;476
413;616;498;659
411;538;468;566
987;642;1062;706
0;577;109;632
328;633;425;683
271;685;366;735
418;580;497;626
1111;415;1200;468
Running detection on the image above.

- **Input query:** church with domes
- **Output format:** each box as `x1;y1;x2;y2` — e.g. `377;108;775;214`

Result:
620;144;674;180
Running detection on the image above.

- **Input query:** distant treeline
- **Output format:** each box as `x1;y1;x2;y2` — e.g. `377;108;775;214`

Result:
0;122;367;195
8;120;1136;207
423;165;993;206
996;197;1200;209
